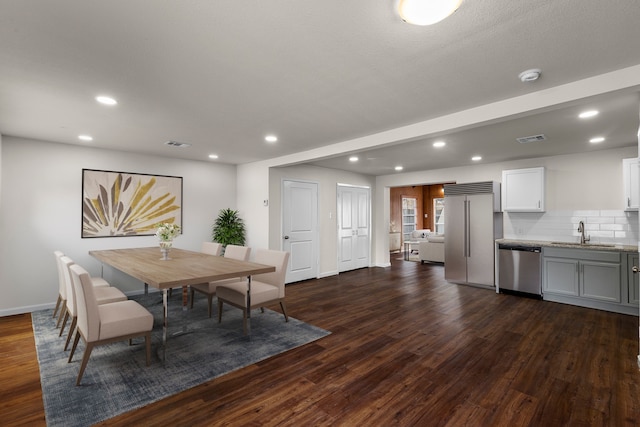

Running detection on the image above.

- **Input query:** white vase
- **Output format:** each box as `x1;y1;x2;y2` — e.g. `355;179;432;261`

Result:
159;240;173;260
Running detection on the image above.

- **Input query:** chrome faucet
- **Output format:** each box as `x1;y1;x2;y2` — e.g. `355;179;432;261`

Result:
577;221;590;244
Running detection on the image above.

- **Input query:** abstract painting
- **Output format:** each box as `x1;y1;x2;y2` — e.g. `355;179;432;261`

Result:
82;169;182;238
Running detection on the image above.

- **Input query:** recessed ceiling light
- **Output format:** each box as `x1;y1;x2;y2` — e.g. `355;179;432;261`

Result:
349;156;359;162
265;135;278;143
471;156;482;161
433;141;446;148
579;110;599;119
518;69;542;82
589;137;605;143
208;154;219;159
78;134;93;142
395;166;403;171
95;95;117;106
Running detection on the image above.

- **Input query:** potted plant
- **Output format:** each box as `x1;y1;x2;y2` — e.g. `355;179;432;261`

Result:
212;208;246;250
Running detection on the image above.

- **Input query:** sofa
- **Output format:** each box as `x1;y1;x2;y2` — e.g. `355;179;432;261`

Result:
419;234;445;264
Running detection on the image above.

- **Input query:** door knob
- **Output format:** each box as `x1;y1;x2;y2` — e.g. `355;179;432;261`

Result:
284;235;289;239
633;265;639;273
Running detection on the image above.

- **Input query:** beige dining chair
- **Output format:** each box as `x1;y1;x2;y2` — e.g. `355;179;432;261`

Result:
53;251;111;328
190;245;251;317
59;256;128;351
216;249;290;335
201;241;223;256
68;264;154;386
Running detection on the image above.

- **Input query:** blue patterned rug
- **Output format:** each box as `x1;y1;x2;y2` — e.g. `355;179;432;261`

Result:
32;292;330;426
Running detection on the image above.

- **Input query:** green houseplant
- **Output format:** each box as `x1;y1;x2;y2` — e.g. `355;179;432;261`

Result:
212;208;246;248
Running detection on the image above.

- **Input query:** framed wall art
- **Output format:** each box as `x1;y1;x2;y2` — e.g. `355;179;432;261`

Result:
81;169;183;238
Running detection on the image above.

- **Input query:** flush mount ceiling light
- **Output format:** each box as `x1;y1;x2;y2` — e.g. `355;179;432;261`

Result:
349;156;359;162
265;135;278;143
397;0;463;26
471;156;482;161
589;137;605;144
78;134;93;142
518;69;542;82
95;95;117;106
208;154;219;159
395;165;404;171
433;141;446;148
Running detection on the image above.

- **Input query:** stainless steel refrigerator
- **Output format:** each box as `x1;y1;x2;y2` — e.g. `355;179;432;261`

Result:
444;182;503;287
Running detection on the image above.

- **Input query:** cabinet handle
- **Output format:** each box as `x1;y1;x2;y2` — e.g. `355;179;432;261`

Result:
633;266;639;274
628;197;631;208
538;200;541;208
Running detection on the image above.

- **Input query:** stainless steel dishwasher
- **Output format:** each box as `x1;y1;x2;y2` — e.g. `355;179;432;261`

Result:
498;243;542;297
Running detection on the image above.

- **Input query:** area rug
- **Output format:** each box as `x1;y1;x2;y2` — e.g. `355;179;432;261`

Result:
32;292;330;427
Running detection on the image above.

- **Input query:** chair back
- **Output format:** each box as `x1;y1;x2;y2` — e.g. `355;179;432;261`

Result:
224;245;251;261
253;249;290;298
54;251;66;299
60;256;78;316
69;264;101;342
201;242;222;256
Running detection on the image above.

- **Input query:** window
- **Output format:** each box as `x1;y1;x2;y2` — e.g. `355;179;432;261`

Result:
434;197;445;234
402;197;417;241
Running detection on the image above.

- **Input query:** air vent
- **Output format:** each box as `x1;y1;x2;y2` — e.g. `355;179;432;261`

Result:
516;134;547;144
165;140;191;148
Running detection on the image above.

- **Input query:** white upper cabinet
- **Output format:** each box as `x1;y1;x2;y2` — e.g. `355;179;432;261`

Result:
501;167;545;212
622;158;640;211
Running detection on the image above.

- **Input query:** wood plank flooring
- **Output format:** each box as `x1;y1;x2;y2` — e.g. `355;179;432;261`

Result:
1;258;639;426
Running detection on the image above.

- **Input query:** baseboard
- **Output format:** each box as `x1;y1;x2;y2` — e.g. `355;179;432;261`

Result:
318;270;339;279
374;262;391;268
0;302;54;317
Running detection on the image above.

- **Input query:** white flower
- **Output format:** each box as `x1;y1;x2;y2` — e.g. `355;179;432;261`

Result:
155;222;181;241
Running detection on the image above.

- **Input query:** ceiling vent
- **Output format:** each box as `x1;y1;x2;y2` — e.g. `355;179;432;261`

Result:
165;140;191;148
516;134;547;144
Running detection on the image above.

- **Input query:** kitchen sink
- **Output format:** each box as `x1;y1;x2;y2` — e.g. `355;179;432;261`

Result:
550;242;617;248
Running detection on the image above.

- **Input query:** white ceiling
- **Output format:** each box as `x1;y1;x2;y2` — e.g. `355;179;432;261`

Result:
1;1;639;175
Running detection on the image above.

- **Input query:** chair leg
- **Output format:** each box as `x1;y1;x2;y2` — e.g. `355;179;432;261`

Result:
145;333;151;366
217;300;223;323
68;331;81;362
53;295;62;319
207;295;213;318
56;302;66;328
76;342;94;386
64;317;77;351
59;310;69;337
189;288;195;309
280;301;289;322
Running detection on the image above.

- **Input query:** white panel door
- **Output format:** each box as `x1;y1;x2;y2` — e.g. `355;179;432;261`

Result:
338;185;370;272
283;180;318;283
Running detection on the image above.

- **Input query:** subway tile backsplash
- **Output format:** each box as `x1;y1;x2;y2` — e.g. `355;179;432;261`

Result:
503;210;639;245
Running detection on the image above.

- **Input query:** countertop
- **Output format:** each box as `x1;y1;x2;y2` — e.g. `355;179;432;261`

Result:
495;238;637;253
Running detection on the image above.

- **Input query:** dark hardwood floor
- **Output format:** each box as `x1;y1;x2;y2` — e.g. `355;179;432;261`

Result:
1;258;639;426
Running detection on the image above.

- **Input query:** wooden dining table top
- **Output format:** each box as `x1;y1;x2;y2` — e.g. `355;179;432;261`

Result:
89;247;275;289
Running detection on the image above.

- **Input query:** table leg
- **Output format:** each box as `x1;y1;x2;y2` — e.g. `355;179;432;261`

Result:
246;276;252;337
181;285;188;333
162;288;168;361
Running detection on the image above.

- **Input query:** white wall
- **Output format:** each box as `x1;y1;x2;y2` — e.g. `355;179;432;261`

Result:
374;146;638;266
0;136;237;315
268;165;375;277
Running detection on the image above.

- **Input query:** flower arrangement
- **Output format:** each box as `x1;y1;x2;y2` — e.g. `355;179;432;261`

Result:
155;222;181;242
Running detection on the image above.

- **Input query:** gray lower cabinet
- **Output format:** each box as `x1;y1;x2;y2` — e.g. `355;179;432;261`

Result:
543;247;637;315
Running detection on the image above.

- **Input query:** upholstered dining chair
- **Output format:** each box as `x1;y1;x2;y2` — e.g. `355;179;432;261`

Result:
68;264;153;386
201;241;223;256
53;251;110;327
216;249;290;335
190;245;251;317
59;256;127;351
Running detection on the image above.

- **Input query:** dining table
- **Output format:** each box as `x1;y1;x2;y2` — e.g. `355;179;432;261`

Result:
89;247;275;355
